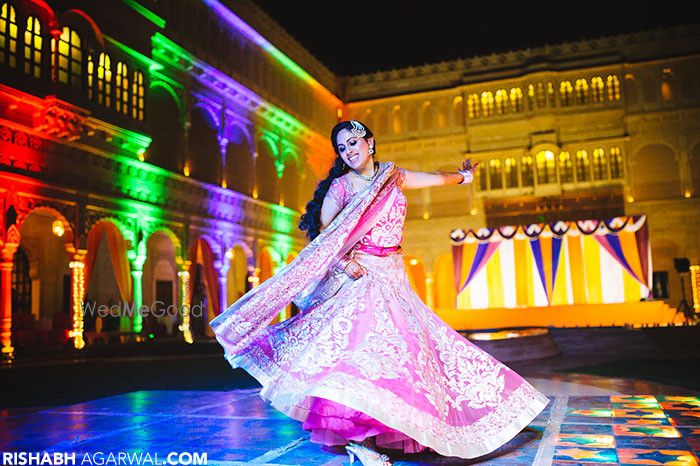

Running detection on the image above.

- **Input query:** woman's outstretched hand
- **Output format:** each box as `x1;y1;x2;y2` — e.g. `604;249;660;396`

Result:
344;259;366;280
458;158;479;184
461;158;479;174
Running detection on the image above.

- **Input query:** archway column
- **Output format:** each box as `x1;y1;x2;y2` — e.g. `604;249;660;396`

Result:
177;260;193;344
0;245;18;362
129;253;147;334
68;251;87;350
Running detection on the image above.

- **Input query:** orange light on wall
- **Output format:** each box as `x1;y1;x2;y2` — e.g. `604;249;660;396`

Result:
177;269;193;344
51;219;65;237
68;260;86;349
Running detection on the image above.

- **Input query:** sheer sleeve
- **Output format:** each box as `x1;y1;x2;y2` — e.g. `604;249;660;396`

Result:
326;177;347;208
396;168;406;190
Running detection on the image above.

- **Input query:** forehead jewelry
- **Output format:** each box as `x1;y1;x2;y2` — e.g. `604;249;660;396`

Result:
349;120;367;138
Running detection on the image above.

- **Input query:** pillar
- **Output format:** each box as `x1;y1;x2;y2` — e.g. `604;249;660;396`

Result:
68;252;86;350
0;247;17;361
177;261;193;344
129;256;146;334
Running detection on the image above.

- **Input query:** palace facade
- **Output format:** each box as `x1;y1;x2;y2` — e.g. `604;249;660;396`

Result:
1;0;698;359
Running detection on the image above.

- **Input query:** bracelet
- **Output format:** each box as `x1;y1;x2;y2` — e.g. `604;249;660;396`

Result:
458;169;474;184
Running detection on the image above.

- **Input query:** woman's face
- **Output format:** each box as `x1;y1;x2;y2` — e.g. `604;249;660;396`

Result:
335;128;374;171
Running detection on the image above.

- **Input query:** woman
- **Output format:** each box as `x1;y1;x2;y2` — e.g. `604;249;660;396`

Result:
210;120;549;466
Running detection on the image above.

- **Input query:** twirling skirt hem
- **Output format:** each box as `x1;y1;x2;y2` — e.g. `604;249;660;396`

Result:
224;349;549;460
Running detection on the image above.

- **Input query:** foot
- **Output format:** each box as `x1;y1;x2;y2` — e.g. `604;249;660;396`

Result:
346;440;393;466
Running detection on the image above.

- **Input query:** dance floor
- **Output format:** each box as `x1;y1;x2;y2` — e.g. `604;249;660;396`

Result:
2;382;700;465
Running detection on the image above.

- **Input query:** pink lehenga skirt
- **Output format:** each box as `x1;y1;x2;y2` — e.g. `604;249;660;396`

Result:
224;252;549;459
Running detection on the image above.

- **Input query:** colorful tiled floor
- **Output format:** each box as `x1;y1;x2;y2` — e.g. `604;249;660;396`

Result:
2;391;700;465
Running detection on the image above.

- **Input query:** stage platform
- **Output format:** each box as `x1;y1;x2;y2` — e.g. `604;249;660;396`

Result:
436;301;683;331
2;377;700;465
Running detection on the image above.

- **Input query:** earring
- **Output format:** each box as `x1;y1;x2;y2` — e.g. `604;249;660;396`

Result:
369;147;374;155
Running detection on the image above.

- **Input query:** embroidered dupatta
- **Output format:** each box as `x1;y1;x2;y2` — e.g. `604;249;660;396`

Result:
210;162;400;360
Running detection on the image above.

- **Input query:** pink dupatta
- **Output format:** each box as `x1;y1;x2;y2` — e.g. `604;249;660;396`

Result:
210;162;400;360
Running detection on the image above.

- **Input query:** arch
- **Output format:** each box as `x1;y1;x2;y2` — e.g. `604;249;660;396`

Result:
55;26;82;88
142;231;179;336
144;227;182;259
149;81;184;124
256;135;280;203
15;206;74;248
16;210;72;336
22;15;42;79
632;143;680;201
147;83;185;172
192;102;220;129
187;235;222;338
83;220;132;335
225;123;254;196
59;9;104;47
280;148;302;210
1;2;18;68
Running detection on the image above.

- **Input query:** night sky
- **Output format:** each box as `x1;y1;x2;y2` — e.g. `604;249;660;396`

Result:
250;0;700;76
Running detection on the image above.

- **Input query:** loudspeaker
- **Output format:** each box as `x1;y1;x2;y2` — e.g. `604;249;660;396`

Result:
674;257;690;274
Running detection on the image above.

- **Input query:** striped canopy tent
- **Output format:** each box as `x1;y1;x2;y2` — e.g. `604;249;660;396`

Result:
450;215;652;309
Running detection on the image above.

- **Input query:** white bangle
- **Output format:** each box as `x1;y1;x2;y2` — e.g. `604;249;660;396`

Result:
458;170;474;184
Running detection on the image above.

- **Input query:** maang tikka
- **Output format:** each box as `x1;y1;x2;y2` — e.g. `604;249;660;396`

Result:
349;120;367;138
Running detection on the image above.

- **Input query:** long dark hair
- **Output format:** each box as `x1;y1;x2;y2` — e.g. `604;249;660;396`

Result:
298;120;375;240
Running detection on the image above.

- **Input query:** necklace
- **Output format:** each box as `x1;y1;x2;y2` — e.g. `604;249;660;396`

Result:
351;161;378;181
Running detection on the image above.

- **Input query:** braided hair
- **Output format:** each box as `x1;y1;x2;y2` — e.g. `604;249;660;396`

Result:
298;120;375;240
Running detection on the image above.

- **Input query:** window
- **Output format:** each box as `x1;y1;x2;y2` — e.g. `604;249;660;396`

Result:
23;16;41;78
481;91;494;117
467;94;480;119
560;81;573;106
538;82;547;107
606;75;620;101
453;96;463;126
609;146;623;179
575;150;590;182
504;157;518;188
547;81;556;106
575;78;588;105
115;62;129;115
558;152;573;183
661;69;675;102
495;89;508;115
96;52;112;106
55;27;81;87
510;87;523;113
591;76;605;103
477;165;487;191
527;84;535;110
391;105;402;134
87;54;93;99
489;159;503;189
521;156;534;187
131;69;144;120
536;150;556;184
592;148;608;180
0;2;17;67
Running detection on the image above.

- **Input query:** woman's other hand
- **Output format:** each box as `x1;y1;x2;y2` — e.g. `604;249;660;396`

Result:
344;259;367;280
